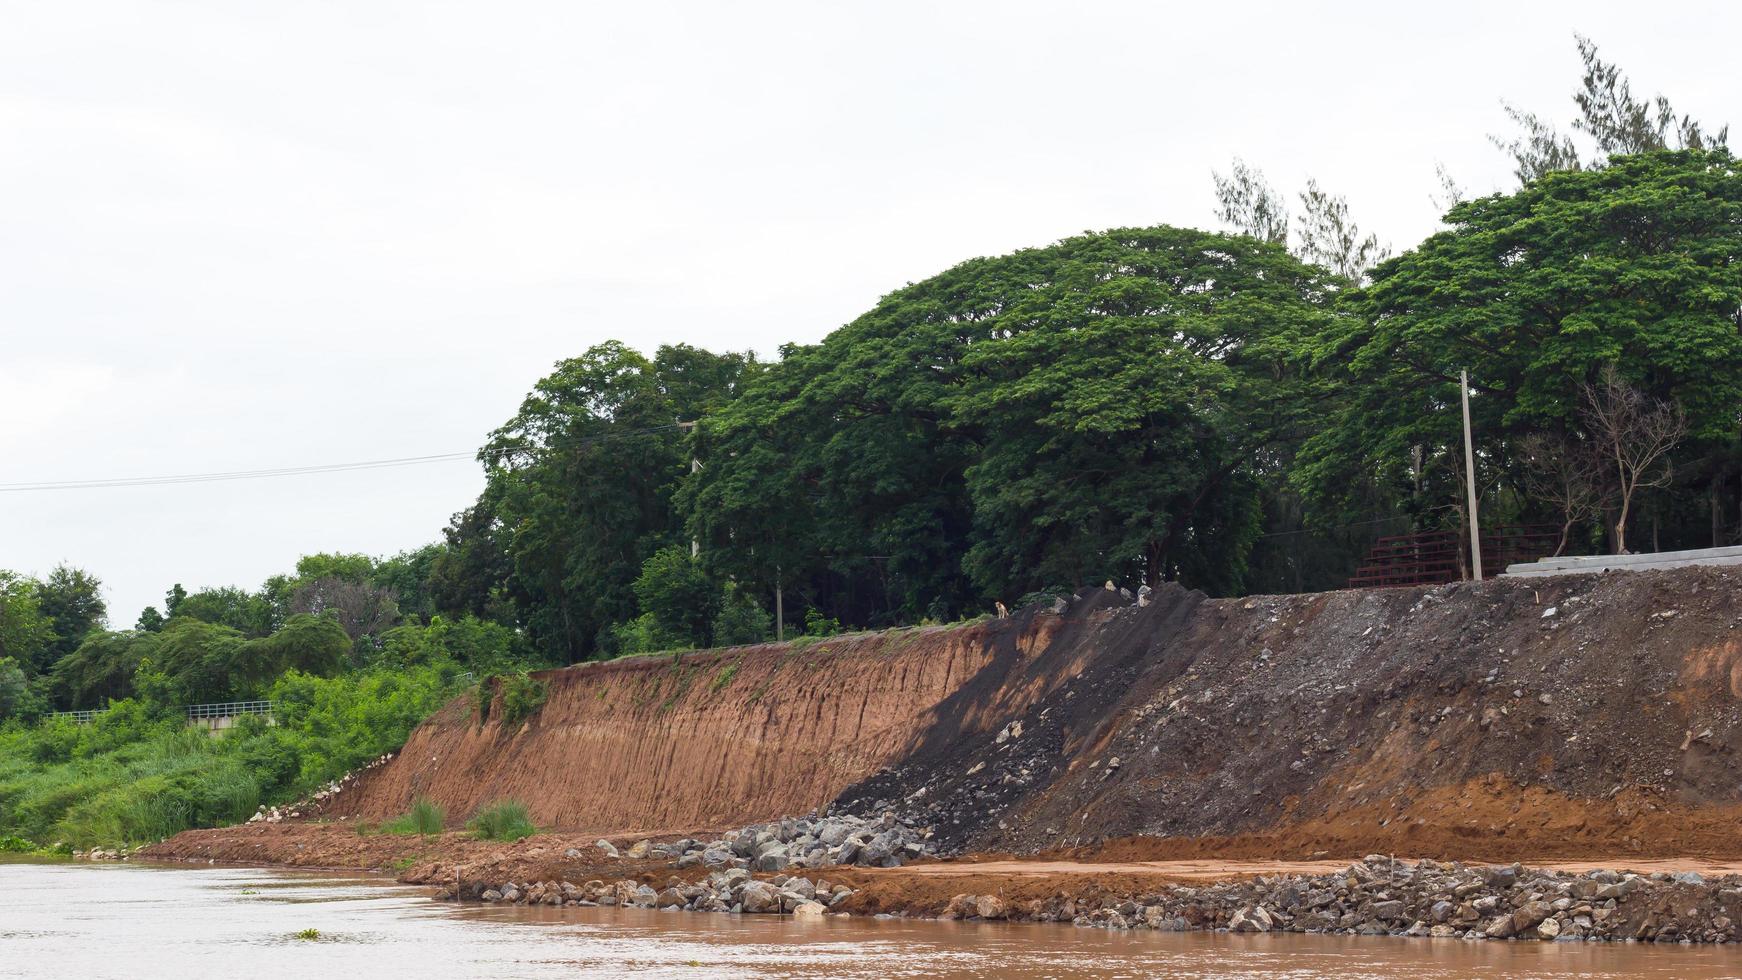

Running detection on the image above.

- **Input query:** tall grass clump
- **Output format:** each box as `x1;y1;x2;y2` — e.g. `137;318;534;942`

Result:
466;799;536;842
378;795;445;836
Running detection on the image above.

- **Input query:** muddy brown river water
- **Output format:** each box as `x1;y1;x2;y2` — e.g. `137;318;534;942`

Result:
6;862;1742;979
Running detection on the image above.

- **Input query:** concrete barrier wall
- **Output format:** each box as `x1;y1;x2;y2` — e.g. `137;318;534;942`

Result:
1505;545;1742;578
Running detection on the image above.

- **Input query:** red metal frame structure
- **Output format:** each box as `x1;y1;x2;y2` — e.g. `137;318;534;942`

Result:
1346;525;1559;589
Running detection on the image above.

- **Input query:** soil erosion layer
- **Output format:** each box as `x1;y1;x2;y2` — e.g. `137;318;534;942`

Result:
319;566;1742;862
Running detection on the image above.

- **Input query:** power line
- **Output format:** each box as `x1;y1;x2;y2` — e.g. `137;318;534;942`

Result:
0;423;687;493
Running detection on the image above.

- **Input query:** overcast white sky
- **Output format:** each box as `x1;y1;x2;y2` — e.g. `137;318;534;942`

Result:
2;1;1736;624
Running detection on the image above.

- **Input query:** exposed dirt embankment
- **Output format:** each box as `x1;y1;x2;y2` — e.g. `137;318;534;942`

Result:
200;565;1742;866
321;608;1088;833
843;567;1742;860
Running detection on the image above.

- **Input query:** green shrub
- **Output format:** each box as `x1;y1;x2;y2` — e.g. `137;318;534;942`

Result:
498;674;546;726
471;677;492;725
410;796;444;835
607;613;684;658
713;583;771;646
803;609;843;638
0;661;461;849
467;799;535;842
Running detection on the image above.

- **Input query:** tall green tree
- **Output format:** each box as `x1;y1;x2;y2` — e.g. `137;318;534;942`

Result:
478;341;754;661
632;545;720;649
945;228;1335;594
33;565;106;669
1300;150;1742;540
173;586;275;637
52;630;161;708
688;227;1336;607
0;571;52;675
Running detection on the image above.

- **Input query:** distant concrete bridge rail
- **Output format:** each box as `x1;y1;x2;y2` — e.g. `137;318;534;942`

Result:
185;700;278;731
52;700;278;729
1504;545;1742;578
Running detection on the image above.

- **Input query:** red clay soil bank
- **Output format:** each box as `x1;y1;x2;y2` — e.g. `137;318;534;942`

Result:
320;566;1742;862
840;567;1742;860
322;609;1088;833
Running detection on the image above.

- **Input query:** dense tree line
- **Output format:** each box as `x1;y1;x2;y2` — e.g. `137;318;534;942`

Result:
407;41;1737;662
0;550;541;720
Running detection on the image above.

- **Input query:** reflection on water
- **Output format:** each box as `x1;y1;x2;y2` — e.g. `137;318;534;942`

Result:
4;862;1742;979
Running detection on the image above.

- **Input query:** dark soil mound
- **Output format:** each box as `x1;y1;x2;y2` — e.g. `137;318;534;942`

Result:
836;567;1742;859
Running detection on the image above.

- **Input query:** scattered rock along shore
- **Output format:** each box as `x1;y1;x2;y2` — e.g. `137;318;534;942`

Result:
142;821;1742;945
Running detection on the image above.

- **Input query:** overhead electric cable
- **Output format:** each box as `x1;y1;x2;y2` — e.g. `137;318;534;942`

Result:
0;422;686;492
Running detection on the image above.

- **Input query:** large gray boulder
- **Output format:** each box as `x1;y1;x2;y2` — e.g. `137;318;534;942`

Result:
740;881;779;913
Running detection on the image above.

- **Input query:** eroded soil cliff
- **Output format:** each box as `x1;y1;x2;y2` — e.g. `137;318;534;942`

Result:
291;566;1742;860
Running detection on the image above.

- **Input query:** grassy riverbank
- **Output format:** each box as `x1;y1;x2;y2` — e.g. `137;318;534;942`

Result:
0;664;463;850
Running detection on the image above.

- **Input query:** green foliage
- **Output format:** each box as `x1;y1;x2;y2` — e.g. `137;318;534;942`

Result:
172;587;275;637
371;545;446;623
466;799;536;842
294;928;321;941
145;619;249;705
1301;151;1742;522
497;673;547;726
802;609;843;638
377;796;445;836
478;342;757;662
134;606;165;633
376;615;542;674
0;657;49;724
107;613;351;710
294;553;376;584
34;565;107;671
632;546;720;649
683;226;1333;614
0;572;53;679
0;662;461;848
409;796;444;835
51;631;159;709
605;613;681;658
244;615;351;684
709;661;739;693
712;583;770;647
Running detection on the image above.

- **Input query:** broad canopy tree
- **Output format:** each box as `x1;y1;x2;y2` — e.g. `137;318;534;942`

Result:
1300;150;1742;540
477;341;757;661
685;227;1336;610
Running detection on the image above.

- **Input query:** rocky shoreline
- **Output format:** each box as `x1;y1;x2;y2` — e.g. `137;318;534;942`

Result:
142;816;1742;945
924;855;1742;944
450;850;1742;945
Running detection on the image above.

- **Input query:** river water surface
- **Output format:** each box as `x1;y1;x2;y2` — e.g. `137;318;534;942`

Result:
6;861;1742;979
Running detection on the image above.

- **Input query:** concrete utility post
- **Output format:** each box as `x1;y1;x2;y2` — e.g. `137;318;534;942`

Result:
1461;369;1483;582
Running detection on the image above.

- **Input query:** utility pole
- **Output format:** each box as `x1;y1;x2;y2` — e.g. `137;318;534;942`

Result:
689;457;701;557
677;420;701;558
774;567;784;642
1461;369;1483;582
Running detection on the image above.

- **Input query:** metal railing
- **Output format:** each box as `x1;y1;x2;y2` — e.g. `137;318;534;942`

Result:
51;709;99;723
185;700;277;721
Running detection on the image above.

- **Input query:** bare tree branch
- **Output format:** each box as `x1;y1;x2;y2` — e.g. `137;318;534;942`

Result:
1579;366;1686;554
1519;433;1604;556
